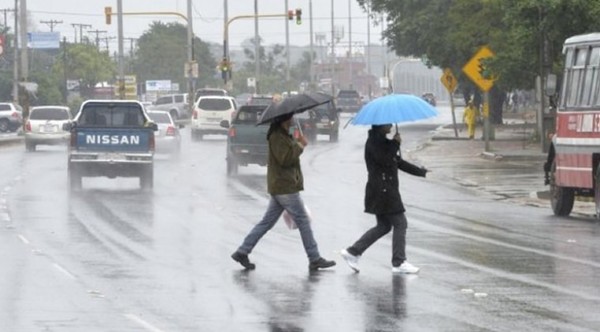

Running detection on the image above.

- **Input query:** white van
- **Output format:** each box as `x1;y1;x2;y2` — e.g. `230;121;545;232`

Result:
191;96;237;140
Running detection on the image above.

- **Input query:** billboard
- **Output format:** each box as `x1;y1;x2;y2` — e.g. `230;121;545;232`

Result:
28;32;60;49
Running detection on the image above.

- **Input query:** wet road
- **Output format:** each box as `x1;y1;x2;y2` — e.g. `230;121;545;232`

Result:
1;108;600;331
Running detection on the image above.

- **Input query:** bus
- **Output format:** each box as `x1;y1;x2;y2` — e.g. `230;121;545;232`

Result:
547;32;600;217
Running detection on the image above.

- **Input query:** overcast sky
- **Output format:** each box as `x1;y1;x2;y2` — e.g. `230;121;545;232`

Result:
10;0;386;51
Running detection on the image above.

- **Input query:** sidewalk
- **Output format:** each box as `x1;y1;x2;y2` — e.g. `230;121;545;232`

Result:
409;111;596;218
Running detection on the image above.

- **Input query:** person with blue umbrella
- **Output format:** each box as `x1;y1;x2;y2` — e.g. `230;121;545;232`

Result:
340;123;428;273
340;94;434;274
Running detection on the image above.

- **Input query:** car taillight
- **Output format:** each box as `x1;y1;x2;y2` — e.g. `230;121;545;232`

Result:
70;131;76;148
166;126;176;136
11;111;20;119
149;133;155;151
228;127;236;138
25;121;31;132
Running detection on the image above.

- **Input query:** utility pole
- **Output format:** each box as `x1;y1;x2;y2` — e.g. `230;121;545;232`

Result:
88;29;107;49
285;0;291;95
123;37;137;56
102;36;116;53
254;0;259;94
1;8;15;30
348;0;352;89
330;0;335;96
309;0;314;90
366;1;371;98
117;0;124;99
40;19;62;32
19;0;28;117
71;23;91;43
12;0;18;103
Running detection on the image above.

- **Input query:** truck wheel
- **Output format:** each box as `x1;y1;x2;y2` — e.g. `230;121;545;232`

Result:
25;142;36;152
330;130;339;142
69;167;82;190
140;167;154;190
550;161;574;216
227;157;238;176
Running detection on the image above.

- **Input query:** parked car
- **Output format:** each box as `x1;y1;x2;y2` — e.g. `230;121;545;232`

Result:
336;89;362;113
246;94;274;106
152;93;189;120
421;92;437;106
190;96;237;140
24;105;72;151
194;88;228;102
146;110;181;156
0;102;23;132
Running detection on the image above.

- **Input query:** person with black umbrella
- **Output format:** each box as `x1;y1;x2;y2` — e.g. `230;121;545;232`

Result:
231;112;336;271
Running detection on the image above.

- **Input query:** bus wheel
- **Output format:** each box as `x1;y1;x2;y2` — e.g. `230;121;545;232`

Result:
550;161;574;216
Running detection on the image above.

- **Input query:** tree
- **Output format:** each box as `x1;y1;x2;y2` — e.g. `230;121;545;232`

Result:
233;37;287;94
359;0;600;124
52;43;115;98
132;22;218;91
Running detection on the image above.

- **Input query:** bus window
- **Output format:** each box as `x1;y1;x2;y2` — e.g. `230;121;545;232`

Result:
567;48;588;107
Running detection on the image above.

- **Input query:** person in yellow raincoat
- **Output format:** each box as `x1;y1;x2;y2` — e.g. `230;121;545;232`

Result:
462;100;480;139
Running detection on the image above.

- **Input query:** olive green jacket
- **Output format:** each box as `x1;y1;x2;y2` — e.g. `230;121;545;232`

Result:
267;126;304;195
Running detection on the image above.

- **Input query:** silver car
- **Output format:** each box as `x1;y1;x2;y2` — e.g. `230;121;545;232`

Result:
0;102;24;132
147;110;181;156
24;105;72;151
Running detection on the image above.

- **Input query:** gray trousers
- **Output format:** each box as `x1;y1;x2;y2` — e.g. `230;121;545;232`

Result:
347;212;407;267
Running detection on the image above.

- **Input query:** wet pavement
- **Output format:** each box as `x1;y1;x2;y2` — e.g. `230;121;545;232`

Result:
409;111;597;218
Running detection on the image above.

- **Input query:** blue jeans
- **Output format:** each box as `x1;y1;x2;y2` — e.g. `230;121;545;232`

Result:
237;193;321;262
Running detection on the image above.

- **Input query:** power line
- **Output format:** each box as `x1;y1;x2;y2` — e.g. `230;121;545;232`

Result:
40;19;62;32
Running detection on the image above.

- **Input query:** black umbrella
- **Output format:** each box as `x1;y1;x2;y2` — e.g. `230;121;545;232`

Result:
257;92;332;125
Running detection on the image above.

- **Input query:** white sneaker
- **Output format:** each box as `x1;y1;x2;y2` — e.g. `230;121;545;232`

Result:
340;249;360;272
392;261;420;274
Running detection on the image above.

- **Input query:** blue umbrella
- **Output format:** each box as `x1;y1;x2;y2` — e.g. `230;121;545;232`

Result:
351;93;438;125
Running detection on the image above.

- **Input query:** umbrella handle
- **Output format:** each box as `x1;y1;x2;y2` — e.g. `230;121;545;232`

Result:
294;117;304;136
343;117;353;129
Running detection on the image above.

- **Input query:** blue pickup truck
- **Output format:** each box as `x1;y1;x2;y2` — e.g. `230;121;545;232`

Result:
64;100;158;190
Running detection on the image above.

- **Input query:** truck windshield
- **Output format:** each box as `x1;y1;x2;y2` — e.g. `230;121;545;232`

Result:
79;104;145;127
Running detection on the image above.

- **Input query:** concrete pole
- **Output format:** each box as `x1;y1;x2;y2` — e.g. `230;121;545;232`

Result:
309;0;314;90
254;0;260;94
12;0;18;103
19;0;27;80
285;0;290;95
366;1;371;98
348;0;352;89
117;0;124;99
330;0;335;96
187;0;194;106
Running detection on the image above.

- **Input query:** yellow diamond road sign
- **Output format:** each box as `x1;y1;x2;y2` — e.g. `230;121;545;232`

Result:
462;46;495;92
441;68;457;93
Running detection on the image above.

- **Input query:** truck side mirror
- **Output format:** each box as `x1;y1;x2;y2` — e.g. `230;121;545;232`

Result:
62;122;73;131
220;120;230;129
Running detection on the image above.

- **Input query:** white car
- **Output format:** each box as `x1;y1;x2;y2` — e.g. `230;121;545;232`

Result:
24;105;72;151
146;110;181;155
191;96;237;141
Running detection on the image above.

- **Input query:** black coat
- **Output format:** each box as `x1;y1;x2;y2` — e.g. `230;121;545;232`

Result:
364;129;427;215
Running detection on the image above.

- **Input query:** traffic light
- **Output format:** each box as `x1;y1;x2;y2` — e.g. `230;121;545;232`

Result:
287;10;294;20
295;9;302;25
104;6;112;25
220;58;230;81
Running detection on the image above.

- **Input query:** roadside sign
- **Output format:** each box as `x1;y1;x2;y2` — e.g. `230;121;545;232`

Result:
185;61;198;78
247;77;256;88
462;46;496;92
441;68;457;93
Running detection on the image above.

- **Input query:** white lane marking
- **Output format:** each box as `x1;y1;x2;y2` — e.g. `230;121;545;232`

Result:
228;181;269;202
53;263;76;280
124;314;166;332
18;234;30;245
